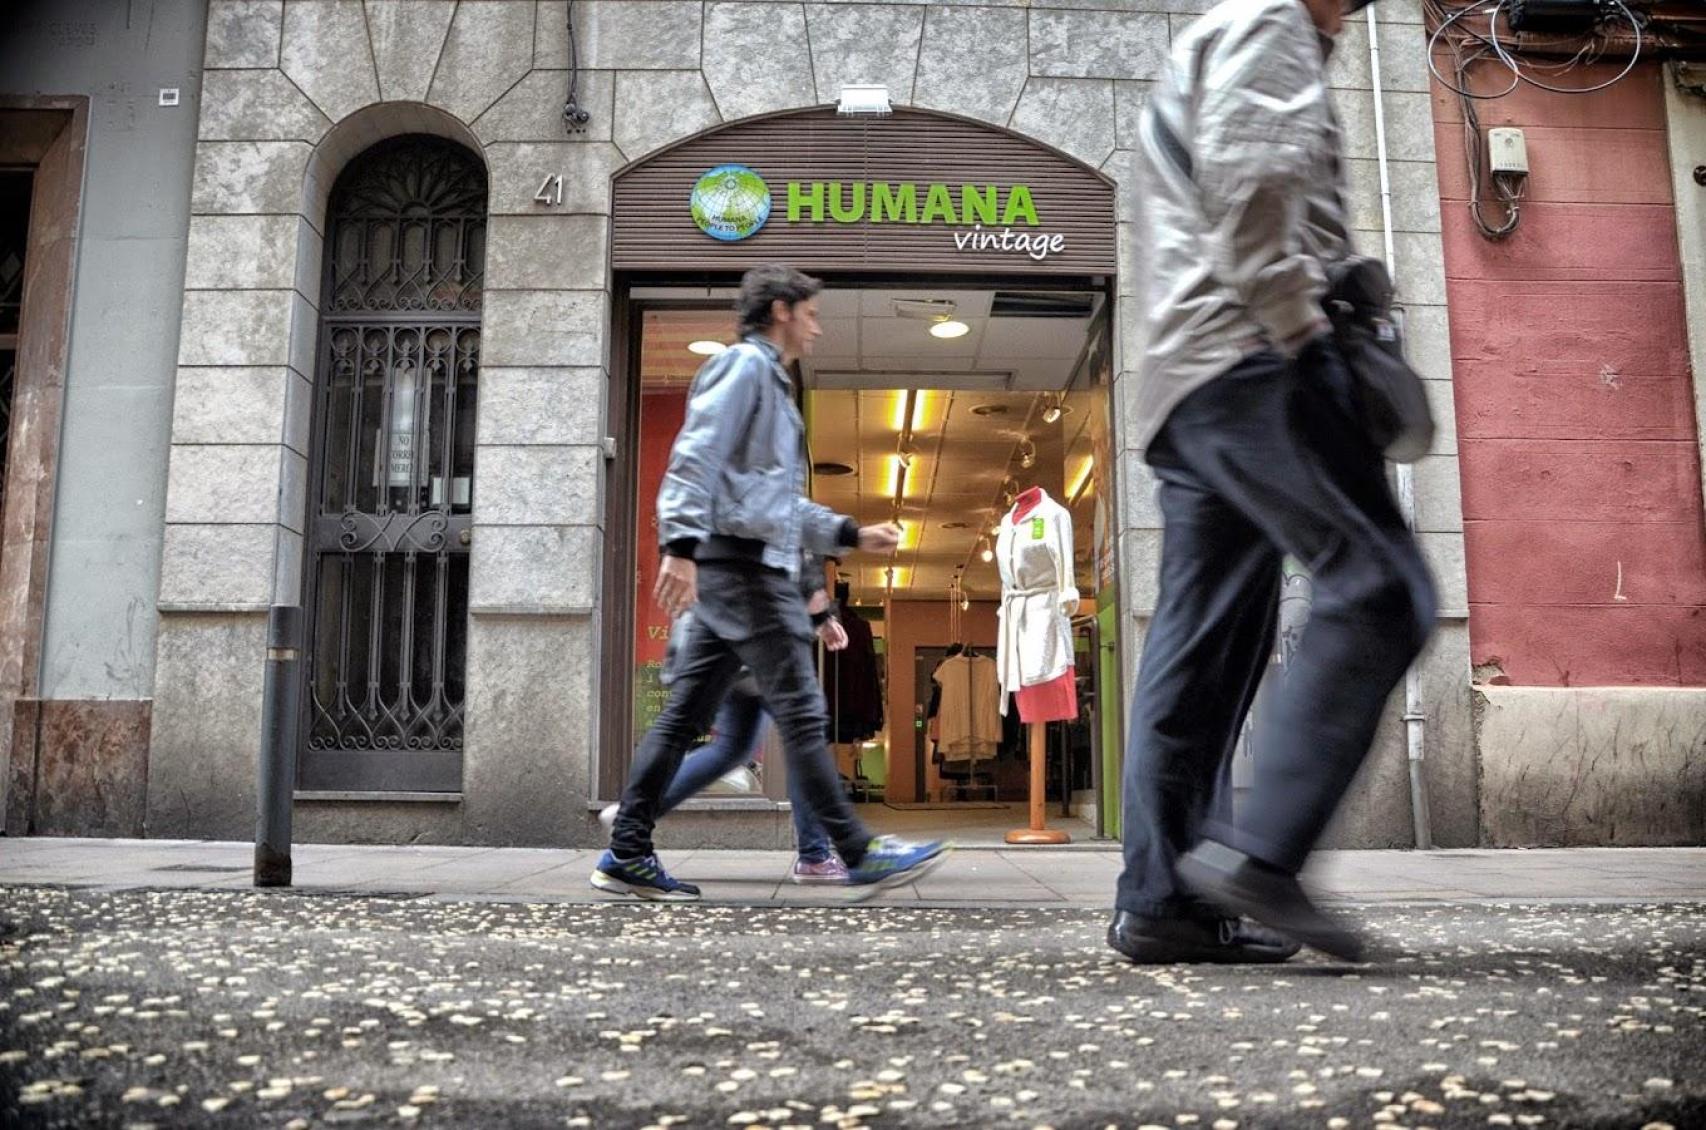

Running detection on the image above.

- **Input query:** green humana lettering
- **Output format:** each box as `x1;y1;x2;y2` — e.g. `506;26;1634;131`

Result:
872;182;918;224
788;180;825;223
920;183;957;225
960;185;999;226
1001;185;1040;227
778;181;1041;227
828;181;866;223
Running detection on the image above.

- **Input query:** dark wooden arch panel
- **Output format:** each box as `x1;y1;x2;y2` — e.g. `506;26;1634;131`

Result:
612;107;1117;277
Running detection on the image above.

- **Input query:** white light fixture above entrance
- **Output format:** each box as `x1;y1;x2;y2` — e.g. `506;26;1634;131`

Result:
929;319;970;339
687;340;726;356
837;84;892;116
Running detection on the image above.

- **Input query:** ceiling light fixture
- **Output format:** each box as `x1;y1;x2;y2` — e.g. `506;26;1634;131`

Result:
887;453;909;499
979;537;994;563
1019;439;1037;470
687;340;726;356
1041;398;1064;425
929;319;971;340
893;298;956;321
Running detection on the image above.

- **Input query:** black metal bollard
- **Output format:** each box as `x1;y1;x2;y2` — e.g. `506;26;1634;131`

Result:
255;605;303;887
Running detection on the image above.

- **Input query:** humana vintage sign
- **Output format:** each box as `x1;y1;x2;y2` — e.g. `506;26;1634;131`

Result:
689;165;1069;262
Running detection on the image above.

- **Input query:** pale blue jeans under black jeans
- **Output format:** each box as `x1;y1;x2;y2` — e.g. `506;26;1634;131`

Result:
658;690;834;863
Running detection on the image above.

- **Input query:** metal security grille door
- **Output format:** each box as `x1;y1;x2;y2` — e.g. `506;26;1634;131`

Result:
300;137;485;792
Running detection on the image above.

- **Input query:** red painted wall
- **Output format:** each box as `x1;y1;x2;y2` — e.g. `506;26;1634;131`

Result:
1435;63;1706;686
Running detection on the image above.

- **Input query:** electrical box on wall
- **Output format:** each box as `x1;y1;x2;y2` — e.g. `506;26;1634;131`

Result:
1489;128;1530;176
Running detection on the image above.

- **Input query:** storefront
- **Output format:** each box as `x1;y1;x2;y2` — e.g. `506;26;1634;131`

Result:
599;106;1125;843
2;0;1556;853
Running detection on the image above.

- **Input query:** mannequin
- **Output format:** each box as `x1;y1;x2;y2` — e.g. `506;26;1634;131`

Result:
995;485;1077;845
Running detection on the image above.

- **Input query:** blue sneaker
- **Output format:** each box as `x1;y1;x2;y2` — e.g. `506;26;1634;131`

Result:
590;851;701;902
845;837;950;902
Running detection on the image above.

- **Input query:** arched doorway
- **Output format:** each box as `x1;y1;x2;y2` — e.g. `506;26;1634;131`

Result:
599;107;1123;842
298;135;486;793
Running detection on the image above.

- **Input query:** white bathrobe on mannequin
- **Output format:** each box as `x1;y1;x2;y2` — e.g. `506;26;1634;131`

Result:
995;489;1078;715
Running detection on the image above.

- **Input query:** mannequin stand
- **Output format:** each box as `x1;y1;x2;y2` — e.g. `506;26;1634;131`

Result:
1005;721;1071;845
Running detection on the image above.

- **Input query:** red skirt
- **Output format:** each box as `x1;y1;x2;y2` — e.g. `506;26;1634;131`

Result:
1015;668;1077;723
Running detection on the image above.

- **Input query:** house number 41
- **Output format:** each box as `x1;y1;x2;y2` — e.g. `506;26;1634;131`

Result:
534;174;564;206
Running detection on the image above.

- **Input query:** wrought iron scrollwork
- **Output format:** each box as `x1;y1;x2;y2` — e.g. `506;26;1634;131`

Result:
325;136;486;315
335;510;450;554
302;136;485;784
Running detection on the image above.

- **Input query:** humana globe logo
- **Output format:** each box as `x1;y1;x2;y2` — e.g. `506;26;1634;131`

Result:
690;164;772;242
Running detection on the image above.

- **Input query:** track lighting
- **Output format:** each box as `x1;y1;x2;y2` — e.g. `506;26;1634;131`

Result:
1019;440;1037;470
1042;400;1063;425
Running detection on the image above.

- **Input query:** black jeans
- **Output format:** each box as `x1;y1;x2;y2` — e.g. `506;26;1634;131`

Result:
610;561;873;866
1115;342;1437;917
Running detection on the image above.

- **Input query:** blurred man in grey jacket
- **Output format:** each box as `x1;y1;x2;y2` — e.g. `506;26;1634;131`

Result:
1110;0;1436;964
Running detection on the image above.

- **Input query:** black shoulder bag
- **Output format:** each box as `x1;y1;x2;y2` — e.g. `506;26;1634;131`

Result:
1323;255;1435;464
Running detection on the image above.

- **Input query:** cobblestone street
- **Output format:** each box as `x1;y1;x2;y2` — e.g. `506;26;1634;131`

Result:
2;885;1701;1129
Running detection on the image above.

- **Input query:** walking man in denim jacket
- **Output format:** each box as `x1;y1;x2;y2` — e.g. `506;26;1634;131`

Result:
1109;0;1436;963
593;265;948;901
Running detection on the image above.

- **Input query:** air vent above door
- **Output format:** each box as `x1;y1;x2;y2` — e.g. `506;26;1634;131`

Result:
989;292;1096;318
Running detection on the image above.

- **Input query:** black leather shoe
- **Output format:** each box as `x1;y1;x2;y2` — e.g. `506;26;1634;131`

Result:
1176;840;1367;963
1106;909;1301;964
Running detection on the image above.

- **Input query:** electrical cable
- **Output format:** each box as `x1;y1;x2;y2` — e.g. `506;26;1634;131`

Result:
1427;0;1521;99
1424;0;1699;237
563;0;589;134
1490;0;1644;94
1427;0;1645;97
1454;37;1524;239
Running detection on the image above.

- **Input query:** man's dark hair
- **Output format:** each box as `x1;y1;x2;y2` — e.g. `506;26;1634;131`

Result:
735;264;822;336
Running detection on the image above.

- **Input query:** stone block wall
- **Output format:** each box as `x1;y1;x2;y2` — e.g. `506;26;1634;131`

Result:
1478;686;1706;846
149;0;1472;849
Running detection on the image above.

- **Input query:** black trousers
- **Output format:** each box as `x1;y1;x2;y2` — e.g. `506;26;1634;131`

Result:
610;561;873;866
1115;342;1437;917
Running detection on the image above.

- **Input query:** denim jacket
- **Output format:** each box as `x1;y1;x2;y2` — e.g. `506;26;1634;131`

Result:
657;334;856;579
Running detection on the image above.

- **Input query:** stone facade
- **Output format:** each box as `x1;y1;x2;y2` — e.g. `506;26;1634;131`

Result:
141;0;1478;849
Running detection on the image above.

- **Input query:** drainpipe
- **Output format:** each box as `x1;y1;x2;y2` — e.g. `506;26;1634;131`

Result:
1368;4;1434;850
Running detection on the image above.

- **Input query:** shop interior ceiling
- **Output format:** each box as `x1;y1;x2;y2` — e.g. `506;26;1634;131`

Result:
638;289;1101;605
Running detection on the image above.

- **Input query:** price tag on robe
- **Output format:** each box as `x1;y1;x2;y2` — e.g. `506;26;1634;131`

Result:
1030;517;1046;540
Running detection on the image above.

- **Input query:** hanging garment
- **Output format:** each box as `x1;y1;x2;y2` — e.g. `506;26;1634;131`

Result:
996;488;1079;716
824;610;883;742
931;653;1002;758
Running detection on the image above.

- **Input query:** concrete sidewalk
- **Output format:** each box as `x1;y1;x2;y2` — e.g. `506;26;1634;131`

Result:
1;836;1702;907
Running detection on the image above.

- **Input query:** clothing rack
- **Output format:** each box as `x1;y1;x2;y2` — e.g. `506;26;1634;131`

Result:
934;651;998;803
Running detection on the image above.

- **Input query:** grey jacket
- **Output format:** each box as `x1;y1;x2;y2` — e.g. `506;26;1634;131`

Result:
657;334;856;578
1128;0;1354;455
